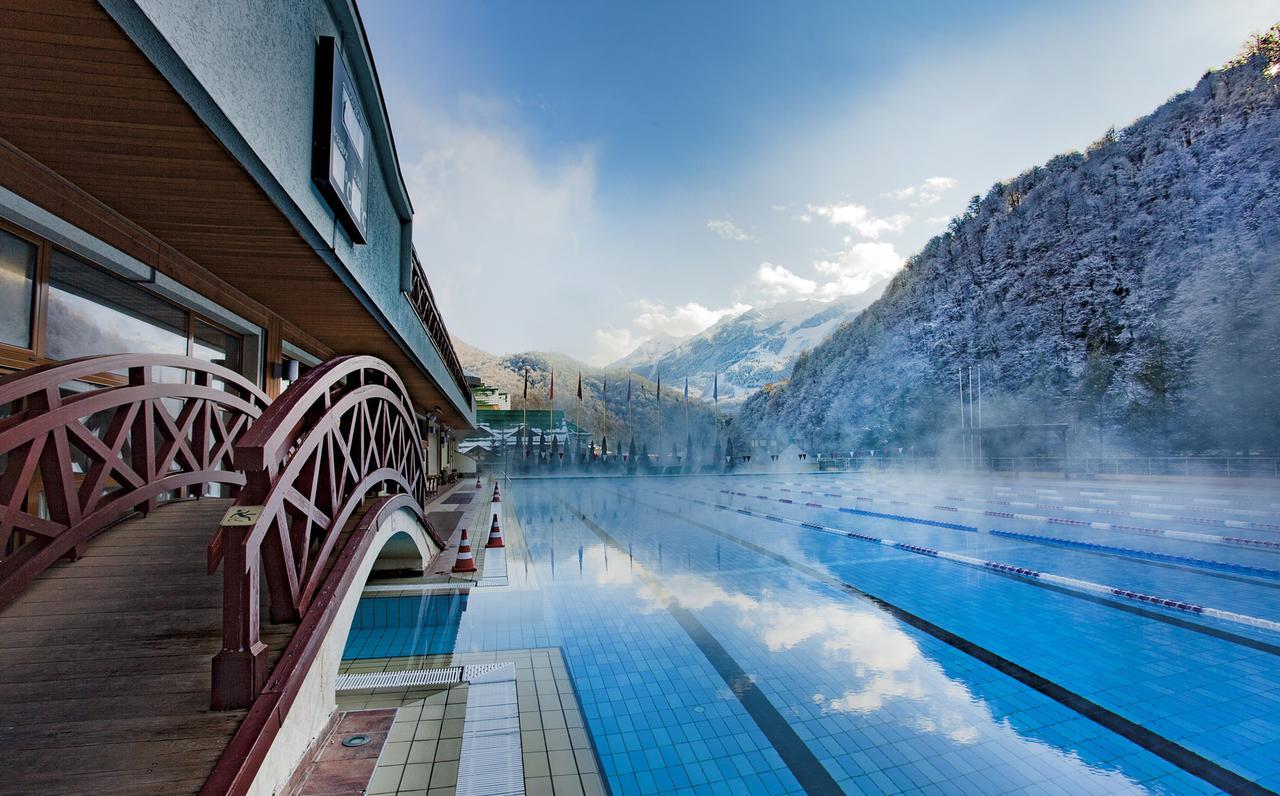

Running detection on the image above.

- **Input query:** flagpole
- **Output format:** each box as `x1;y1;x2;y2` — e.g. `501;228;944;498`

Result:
522;368;529;462
656;373;663;466
549;369;554;462
684;376;690;466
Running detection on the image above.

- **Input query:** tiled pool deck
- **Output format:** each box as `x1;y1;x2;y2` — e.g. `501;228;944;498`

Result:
341;473;1280;794
338;648;606;796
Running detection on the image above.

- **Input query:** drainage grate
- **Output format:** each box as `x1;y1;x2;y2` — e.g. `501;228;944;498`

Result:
334;667;463;692
456;678;523;796
461;662;516;684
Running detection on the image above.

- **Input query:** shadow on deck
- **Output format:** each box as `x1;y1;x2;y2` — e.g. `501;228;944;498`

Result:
0;498;295;795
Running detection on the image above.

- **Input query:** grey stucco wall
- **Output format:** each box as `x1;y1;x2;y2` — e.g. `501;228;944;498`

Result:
111;0;471;423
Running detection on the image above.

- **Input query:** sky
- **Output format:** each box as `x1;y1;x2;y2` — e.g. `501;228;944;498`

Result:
359;0;1280;365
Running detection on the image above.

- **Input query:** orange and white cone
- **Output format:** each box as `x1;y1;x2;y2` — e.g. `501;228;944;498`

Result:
486;513;505;548
451;528;477;573
492;483;501;502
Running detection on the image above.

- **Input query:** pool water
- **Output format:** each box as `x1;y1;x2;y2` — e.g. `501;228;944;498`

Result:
344;591;467;659
357;474;1280;794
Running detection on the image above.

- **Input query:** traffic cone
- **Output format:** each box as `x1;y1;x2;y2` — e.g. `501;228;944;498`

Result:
492;483;501;502
452;528;477;573
486;513;505;548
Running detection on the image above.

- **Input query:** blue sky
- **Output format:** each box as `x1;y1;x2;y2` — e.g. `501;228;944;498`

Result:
361;0;1280;364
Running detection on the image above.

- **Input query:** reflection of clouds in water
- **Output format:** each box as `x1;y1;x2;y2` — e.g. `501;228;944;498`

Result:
650;575;986;738
654;573;1110;776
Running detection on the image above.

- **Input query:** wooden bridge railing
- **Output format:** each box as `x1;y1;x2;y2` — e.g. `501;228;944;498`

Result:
209;355;444;709
0;354;269;610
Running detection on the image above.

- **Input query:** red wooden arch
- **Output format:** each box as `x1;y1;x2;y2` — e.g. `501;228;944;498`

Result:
210;355;444;709
0;354;268;610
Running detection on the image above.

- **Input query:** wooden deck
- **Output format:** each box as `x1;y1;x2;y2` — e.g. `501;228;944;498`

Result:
0;498;294;795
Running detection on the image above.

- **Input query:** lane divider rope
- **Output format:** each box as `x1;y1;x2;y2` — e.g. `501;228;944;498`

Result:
760;482;1280;552
658;488;1280;636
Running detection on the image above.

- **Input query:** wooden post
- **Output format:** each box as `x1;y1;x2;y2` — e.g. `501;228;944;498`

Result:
212;525;267;710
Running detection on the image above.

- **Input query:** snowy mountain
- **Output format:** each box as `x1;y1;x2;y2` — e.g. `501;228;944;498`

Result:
735;32;1280;456
609;290;886;409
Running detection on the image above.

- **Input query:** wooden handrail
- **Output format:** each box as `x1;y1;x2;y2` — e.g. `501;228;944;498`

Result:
201;494;427;796
209;355;444;709
0;354;268;610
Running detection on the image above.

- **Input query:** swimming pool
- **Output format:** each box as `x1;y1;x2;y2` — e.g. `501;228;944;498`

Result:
372;473;1280;794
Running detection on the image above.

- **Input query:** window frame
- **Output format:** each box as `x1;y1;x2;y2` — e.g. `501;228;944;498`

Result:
0;219;246;386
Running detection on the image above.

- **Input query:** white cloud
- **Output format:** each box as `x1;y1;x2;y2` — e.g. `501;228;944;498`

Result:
706;218;754;241
813;241;904;298
633;299;751;336
590;326;640;366
747;242;903;305
401;105;597;354
755;262;817;300
769;203;788;212
589;300;752;365
806;202;910;239
884;176;958;207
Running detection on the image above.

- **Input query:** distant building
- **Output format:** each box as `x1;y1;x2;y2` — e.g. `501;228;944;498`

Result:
473;384;511;411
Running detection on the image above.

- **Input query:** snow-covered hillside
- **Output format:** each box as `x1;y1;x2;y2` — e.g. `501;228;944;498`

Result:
735;35;1280;455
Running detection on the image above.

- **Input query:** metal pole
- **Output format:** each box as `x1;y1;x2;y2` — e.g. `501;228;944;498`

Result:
976;364;982;467
958;366;966;467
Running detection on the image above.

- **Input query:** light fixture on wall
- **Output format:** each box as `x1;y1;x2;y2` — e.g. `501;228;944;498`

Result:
271;359;300;381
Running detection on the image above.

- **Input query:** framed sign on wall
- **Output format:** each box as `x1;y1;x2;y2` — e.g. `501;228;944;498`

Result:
312;37;370;244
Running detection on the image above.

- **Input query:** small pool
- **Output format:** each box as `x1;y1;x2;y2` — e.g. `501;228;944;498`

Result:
343;591;467;659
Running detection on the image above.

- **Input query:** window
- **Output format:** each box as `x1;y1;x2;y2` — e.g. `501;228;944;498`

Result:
193;317;244;373
0;227;37;349
46;251;188;361
0;221;258;387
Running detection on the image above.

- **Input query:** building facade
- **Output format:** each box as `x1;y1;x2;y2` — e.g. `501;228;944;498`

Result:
0;1;476;793
0;0;472;438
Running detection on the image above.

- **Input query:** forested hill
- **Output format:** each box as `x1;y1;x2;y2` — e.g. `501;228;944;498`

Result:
734;32;1280;456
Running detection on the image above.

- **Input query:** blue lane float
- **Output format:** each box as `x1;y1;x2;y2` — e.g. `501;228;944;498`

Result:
991;530;1280;581
718;488;977;533
659;487;1280;636
767;481;1280;552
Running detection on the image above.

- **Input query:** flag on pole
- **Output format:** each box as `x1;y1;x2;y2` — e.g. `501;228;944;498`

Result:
713;370;718;403
523;369;529;400
684;376;689;402
576;372;582;400
656;374;661;404
550;370;555;400
626;376;632;405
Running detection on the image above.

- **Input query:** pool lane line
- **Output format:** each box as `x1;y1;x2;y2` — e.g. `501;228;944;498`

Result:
659;487;1280;639
990;530;1280;581
671;488;1280;657
794;473;1280;517
552;496;844;796
730;485;1280;584
615;489;1275;796
725;488;978;532
779;478;1280;532
746;482;1280;553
